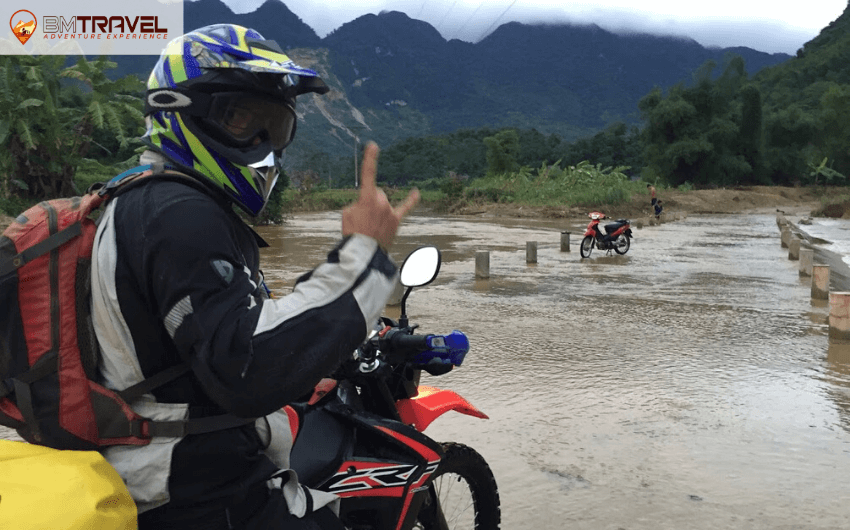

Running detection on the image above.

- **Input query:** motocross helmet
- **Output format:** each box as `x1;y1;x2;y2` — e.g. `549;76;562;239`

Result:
143;24;329;216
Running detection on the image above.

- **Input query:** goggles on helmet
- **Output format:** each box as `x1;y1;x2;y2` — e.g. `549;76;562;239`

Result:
145;88;296;151
202;92;296;151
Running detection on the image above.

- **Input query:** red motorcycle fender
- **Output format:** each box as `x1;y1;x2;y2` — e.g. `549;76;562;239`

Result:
396;385;488;432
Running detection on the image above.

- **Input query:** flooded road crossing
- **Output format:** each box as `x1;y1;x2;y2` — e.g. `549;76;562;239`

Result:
259;211;850;530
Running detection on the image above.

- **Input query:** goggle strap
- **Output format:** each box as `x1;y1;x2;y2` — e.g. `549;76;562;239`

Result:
145;88;212;116
296;76;330;96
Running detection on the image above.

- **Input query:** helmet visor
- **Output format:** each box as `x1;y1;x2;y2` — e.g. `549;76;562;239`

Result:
205;92;296;151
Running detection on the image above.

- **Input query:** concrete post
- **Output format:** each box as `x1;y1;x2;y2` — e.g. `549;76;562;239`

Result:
781;228;791;248
812;264;830;300
475;251;490;279
526;241;537;264
798;248;814;276
635;219;644;229
829;292;850;341
828;340;850;368
776;213;786;227
560;232;570;252
788;238;800;260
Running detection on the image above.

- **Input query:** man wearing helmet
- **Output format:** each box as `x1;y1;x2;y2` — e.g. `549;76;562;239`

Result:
90;24;419;529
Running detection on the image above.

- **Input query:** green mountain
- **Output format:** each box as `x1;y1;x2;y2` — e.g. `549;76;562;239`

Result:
109;0;794;171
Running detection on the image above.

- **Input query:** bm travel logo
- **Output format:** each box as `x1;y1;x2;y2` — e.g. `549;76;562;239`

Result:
4;1;183;55
11;10;36;45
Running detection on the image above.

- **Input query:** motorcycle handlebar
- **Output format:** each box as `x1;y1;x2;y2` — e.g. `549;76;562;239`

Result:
347;327;469;378
364;328;469;369
381;328;430;352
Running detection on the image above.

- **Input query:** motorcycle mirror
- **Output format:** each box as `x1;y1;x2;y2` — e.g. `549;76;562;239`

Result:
397;246;441;329
399;246;441;288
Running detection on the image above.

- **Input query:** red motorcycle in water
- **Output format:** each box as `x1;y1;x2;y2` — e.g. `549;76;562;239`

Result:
579;211;633;258
290;246;501;530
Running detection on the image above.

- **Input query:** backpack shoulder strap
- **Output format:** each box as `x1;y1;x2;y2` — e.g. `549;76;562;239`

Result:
96;162;224;204
0;223;83;277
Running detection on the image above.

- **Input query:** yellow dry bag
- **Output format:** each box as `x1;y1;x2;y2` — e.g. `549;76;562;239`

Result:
0;439;137;530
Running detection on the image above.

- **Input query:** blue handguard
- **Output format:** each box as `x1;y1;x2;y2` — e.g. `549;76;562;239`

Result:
411;331;469;367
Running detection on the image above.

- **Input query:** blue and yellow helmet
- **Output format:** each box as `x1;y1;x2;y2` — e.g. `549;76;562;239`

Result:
143;24;328;216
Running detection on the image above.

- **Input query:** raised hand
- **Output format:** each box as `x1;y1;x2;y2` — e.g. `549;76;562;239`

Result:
342;142;420;251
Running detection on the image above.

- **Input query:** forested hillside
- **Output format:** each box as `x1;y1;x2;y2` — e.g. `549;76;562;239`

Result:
1;1;847;220
95;0;791;159
373;2;850;190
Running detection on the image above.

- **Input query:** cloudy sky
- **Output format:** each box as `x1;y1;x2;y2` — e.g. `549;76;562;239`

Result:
217;0;848;55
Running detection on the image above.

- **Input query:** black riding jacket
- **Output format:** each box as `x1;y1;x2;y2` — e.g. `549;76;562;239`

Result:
90;167;397;513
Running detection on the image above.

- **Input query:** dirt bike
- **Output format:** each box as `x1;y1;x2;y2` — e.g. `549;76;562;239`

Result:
290;246;501;530
579;211;633;258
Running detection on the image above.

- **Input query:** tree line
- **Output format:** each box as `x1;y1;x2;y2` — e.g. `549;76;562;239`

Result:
1;49;848;218
363;55;848;191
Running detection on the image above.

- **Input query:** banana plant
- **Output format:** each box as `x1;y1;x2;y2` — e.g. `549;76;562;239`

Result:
0;55;143;201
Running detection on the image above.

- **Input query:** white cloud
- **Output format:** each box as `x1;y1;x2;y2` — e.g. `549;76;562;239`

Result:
208;0;847;54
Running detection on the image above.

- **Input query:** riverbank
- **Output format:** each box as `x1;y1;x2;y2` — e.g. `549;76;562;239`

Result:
0;185;838;232
447;185;830;220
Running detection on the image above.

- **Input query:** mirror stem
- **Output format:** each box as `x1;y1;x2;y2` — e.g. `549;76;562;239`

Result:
398;286;413;328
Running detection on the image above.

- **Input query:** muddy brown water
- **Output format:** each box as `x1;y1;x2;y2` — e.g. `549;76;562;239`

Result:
4;210;850;529
258;209;850;530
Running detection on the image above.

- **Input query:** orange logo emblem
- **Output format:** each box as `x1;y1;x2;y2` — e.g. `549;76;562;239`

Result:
11;10;36;45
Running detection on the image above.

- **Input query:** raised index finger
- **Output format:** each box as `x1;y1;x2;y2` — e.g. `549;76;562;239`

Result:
358;142;379;195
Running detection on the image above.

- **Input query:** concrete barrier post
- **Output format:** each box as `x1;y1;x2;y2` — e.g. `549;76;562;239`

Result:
788;238;800;260
560;232;570;252
475;251;490;279
829;292;850;341
776;213;786;227
526;241;537;264
812;264;830;300
798;248;814;276
781;228;791;248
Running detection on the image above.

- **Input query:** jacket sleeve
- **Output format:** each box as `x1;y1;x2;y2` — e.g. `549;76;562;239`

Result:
143;197;398;418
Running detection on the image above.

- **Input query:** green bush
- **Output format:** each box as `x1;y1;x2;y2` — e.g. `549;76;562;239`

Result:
0;194;35;217
439;174;466;200
461;160;637;208
254;183;286;225
74;155;141;194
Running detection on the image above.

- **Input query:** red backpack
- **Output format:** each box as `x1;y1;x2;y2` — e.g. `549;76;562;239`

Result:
0;165;250;450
